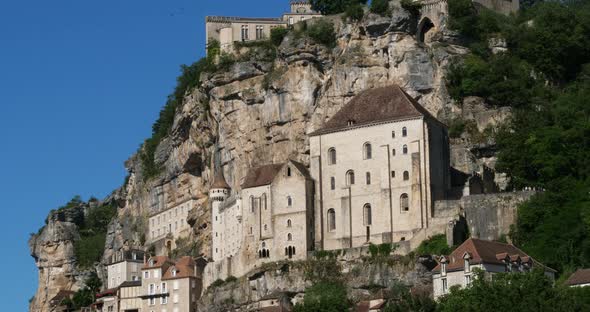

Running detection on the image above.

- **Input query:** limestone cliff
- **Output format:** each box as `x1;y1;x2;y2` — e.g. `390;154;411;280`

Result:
30;2;512;311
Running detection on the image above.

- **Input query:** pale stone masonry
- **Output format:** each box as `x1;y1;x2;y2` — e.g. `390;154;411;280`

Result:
205;0;321;52
309;86;451;250
106;249;145;289
205;160;314;286
140;256;201;312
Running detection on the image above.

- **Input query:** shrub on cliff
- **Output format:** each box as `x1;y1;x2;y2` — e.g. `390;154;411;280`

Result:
415;234;452;256
293;281;350;312
311;0;368;15
344;2;365;21
74;202;116;268
306;19;337;48
271;27;290;46
370;0;391;16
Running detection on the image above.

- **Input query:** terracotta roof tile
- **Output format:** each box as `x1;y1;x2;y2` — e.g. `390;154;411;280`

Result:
162;256;196;280
142;256;173;270
433;238;553;273
310;85;441;136
565;269;590;286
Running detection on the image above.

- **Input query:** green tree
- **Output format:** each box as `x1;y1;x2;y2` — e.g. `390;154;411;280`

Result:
370;0;390;16
437;270;590;311
384;282;436;312
415;234;452;256
310;0;368;15
306;19;337;48
293;282;350;312
270;27;290;46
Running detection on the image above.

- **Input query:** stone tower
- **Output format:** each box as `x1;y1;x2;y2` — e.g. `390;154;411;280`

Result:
209;169;230;262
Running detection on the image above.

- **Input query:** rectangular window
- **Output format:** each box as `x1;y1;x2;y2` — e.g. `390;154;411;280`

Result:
161;282;167;293
241;25;249;41
465;275;472;286
174;293;179;303
391;171;395;178
256;25;264;39
154;269;159;278
144;271;149;279
161;296;168;304
442;278;448;293
173;280;179;290
149;297;155;306
149;283;155;295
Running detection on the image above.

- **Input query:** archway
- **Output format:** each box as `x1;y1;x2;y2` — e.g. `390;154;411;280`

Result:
418;17;435;43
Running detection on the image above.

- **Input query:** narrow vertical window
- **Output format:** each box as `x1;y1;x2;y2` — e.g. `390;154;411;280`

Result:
287;167;292;177
392;131;396;138
328;148;336;165
403;171;410;181
288;233;292;241
250;196;255;213
392;149;396;156
363;142;372;160
346;170;355;186
366;172;371;185
400;193;409;212
403;145;408;154
363;204;372;226
330;177;335;190
327;209;336;231
287;219;292;228
402;127;408;137
287;196;292;207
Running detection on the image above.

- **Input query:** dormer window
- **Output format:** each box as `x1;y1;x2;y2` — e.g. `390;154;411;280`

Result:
463;253;471;273
440;257;448;276
149;259;155;266
172;267;177;277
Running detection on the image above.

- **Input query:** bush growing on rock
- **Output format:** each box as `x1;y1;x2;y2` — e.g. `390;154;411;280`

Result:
306;19;337;48
270;27;290;46
293;281;350;312
344;2;365;21
311;0;368;15
370;0;391;16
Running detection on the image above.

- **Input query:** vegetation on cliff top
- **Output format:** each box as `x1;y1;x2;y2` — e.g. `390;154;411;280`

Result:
75;200;117;268
446;0;590;274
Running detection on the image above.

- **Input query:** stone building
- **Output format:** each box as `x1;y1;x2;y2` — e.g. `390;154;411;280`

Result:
431;238;556;299
106;249;145;289
141;256;201;312
309;85;451;250
147;173;198;252
205;0;321;52
118;281;142;312
204;160;314;287
240;160;315;264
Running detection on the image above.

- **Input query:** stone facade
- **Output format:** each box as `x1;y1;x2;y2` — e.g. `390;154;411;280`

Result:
141;256;201;312
309;86;451;250
205;1;321;52
106;249;145;289
147;173;200;253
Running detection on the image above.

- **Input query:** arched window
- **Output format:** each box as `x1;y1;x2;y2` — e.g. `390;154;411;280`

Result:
287;219;292;228
288;233;292;241
330;177;335;190
262;193;267;210
363;204;372;226
346;170;355;186
392;149;396;156
392;131;396;138
363;142;372;160
287;196;292;207
403;145;408;154
328;148;337;165
250;196;255;213
366;172;371;185
403;171;410;181
327;209;336;231
400;193;409;212
402;127;408;137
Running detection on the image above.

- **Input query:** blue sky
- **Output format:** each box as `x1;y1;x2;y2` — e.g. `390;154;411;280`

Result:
0;0;286;309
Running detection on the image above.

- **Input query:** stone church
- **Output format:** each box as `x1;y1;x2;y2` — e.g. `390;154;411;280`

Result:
204;85;451;286
309;85;450;250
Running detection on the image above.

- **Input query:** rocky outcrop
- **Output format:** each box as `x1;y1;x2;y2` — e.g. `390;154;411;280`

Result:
29;207;84;312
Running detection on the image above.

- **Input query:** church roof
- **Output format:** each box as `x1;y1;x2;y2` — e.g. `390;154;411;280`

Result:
310;85;441;136
211;170;231;189
242;160;310;189
242;164;284;189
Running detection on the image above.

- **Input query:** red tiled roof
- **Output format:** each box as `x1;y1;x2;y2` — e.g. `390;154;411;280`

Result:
142;256;173;270
433;238;553;273
565;269;590;286
96;288;118;299
310;85;442;136
162;256;196;280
